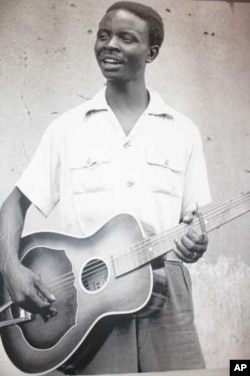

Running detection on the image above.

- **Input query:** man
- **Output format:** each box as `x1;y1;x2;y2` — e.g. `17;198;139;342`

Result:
0;2;211;374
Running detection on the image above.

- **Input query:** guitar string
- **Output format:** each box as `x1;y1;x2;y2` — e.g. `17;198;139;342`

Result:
43;194;249;290
14;196;248;335
10;195;248;333
82;194;250;277
112;193;249;262
38;258;106;287
71;194;248;284
39;194;249;291
45;262;109;290
10;184;246;336
45;260;105;287
45;268;109;295
46;267;108;292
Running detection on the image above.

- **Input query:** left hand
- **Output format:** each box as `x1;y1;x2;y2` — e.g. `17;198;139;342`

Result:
174;213;208;263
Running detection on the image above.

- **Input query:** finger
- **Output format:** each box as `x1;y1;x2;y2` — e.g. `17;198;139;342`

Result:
41;305;58;321
182;213;194;224
173;248;200;264
187;228;208;245
200;232;208;244
35;278;56;303
179;235;194;252
8;283;51;311
182;237;207;255
175;238;194;258
27;288;58;316
35;279;57;316
17;292;50;314
28;288;52;310
175;238;204;260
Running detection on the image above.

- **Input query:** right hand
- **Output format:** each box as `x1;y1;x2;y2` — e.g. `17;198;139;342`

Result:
3;262;57;319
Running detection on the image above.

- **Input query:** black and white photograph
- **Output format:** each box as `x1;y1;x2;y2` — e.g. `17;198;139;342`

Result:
0;1;249;375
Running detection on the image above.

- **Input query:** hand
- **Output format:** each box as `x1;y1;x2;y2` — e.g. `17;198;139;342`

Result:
3;262;57;319
174;213;208;263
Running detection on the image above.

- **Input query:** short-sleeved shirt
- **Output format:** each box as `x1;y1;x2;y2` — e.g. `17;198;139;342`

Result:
16;88;211;236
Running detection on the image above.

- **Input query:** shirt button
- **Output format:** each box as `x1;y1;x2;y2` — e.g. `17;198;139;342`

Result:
127;181;135;188
123;141;131;149
86;157;92;165
165;159;169;166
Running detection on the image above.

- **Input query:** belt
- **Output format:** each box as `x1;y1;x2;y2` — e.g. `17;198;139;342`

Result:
151;251;182;269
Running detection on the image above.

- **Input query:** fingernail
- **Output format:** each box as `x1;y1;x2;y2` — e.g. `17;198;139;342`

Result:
51;294;56;301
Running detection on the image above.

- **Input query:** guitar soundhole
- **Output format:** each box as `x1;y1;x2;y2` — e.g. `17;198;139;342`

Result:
81;258;108;292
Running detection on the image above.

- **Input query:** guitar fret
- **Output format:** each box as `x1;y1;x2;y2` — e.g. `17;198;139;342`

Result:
2;192;249;375
202;195;250;233
113;192;250;278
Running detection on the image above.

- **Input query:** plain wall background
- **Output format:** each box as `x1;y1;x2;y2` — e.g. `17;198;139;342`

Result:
0;0;249;374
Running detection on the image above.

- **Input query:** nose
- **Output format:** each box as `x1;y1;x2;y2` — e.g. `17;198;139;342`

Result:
104;35;120;50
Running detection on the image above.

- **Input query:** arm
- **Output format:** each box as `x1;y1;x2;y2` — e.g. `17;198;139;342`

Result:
0;187;56;316
175;124;211;263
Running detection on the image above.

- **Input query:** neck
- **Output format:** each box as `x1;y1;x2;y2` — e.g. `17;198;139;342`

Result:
113;192;250;277
106;78;148;114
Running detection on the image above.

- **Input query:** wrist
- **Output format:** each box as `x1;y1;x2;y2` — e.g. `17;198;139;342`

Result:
2;255;21;276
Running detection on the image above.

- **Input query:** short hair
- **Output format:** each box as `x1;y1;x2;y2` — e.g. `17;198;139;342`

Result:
106;1;164;48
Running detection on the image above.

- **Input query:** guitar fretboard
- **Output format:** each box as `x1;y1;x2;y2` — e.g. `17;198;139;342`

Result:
112;192;250;277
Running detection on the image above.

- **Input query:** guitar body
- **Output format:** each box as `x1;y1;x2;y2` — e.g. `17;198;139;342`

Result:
0;214;153;374
2;192;248;374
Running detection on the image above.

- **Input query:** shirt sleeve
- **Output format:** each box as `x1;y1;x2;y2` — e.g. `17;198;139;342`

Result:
181;126;212;217
16;120;61;217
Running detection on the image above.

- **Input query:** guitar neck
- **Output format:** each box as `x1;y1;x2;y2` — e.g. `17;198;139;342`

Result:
113;192;250;277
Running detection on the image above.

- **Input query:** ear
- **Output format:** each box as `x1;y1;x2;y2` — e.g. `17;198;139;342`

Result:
146;45;160;63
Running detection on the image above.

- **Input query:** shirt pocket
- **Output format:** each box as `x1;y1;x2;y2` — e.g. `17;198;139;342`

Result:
69;147;112;193
145;148;185;197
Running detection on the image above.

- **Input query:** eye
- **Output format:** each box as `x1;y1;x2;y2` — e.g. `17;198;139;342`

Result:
120;34;135;43
122;37;132;43
97;31;109;41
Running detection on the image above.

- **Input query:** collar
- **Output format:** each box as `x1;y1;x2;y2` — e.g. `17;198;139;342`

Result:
84;87;109;118
84;86;175;120
145;89;174;120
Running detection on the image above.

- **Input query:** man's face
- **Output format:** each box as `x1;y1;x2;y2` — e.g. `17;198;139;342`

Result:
95;9;151;82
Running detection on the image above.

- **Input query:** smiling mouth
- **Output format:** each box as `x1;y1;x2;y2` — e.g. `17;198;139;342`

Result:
102;57;122;65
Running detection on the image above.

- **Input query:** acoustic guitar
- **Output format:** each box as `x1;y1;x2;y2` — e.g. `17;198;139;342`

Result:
0;192;249;374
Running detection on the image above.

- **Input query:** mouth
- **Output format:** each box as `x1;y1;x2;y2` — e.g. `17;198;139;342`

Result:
101;56;123;67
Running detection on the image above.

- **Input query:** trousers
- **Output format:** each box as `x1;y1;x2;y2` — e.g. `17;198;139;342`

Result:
59;261;205;375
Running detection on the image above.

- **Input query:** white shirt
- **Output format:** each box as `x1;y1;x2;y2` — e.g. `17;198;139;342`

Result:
16;88;211;236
